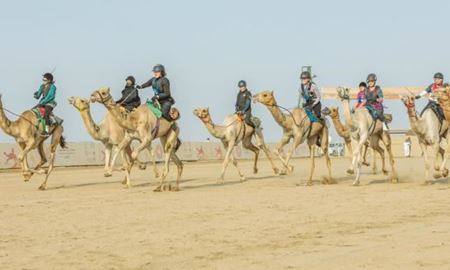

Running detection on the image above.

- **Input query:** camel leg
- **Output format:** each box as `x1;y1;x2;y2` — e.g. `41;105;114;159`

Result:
345;139;353;159
275;133;293;174
39;151;55;190
418;142;430;183
243;137;260;174
221;141;245;180
103;144;113;177
154;133;178;192
169;151;183;191
255;129;279;175
370;138;386;175
362;142;371;166
220;139;237;183
38;130;62;190
320;130;334;184
381;132;398;183
279;135;302;175
432;143;442;179
18;139;35;179
17;143;32;181
438;145;449;178
305;143;316;186
351;133;369;186
109;136;132;175
147;146;160;178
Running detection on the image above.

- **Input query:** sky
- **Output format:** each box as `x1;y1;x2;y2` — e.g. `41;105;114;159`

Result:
0;0;449;143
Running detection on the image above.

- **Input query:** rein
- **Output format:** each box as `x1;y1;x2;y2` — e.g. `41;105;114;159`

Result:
0;104;39;129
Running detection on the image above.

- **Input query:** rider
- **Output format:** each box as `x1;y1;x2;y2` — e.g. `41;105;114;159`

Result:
33;73;57;133
235;80;255;128
355;82;367;110
138;64;175;121
298;71;322;119
365;73;385;122
116;75;141;112
415;72;445;118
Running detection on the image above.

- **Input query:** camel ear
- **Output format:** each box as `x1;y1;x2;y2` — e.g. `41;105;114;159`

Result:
270;91;273;95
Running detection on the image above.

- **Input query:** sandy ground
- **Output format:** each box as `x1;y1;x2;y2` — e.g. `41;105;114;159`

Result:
0;156;450;270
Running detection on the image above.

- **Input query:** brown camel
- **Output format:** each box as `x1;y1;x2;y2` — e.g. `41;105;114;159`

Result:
336;87;397;185
90;87;182;191
0;94;66;190
400;95;449;183
68;96;159;178
193;107;279;182
253;91;333;185
322;107;374;170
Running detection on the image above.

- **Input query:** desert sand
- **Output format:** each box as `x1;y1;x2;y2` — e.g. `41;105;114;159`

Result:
0;157;449;270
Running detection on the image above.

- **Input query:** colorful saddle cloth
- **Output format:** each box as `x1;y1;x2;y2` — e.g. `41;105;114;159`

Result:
304;108;319;123
146;101;163;119
31;108;63;131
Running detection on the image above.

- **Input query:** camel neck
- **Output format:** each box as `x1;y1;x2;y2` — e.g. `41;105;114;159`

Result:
104;101;136;131
266;104;290;129
201;117;226;139
79;108;102;141
0;100;17;137
340;99;354;128
331;115;348;136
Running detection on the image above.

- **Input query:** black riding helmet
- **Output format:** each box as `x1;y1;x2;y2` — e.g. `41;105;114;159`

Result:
43;73;54;83
238;80;247;87
366;73;377;83
125;75;136;85
434;72;444;80
300;71;312;80
359;82;367;88
153;64;166;76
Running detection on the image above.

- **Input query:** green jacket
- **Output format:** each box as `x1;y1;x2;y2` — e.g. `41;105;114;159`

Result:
35;84;57;107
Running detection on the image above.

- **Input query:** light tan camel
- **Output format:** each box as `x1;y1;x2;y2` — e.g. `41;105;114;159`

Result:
0;94;66;190
193;107;279;181
336;87;397;185
68;96;159;178
400;95;449;183
90;87;182;191
252;91;333;185
322;107;374;170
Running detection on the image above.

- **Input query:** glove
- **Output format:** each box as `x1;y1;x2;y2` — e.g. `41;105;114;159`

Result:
33;91;39;99
415;95;421;100
135;85;142;89
151;95;158;102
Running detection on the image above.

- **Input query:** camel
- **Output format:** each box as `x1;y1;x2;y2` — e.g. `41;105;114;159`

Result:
322;107;374;171
90;87;182;191
68;96;159;178
336;87;397;185
252;91;333;185
193;107;279;181
400;95;449;183
0;94;66;190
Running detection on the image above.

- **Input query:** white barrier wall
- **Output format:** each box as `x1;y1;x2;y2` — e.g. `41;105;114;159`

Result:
0;141;311;169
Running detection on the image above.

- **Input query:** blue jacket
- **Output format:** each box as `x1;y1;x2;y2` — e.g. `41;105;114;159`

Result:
35;84;57;107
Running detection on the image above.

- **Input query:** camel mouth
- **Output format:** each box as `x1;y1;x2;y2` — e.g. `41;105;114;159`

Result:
68;97;75;105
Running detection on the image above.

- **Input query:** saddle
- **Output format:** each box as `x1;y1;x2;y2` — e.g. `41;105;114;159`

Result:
420;102;445;125
31;107;63;131
146;101;180;121
365;106;392;124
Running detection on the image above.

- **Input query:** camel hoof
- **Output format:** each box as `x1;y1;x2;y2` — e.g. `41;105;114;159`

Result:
304;181;313;186
443;169;449;177
38;185;46;191
240;175;246;181
352;181;360;186
346;169;354;175
121;178;127;185
104;172;112;177
253;168;258;174
120;167;126;171
288;165;294;173
362;162;370;167
170;186;181;192
391;178;399;184
433;172;442;179
153;186;163;192
382;170;388;176
279;169;287;175
422;180;432;186
273;168;280;175
138;164;147;170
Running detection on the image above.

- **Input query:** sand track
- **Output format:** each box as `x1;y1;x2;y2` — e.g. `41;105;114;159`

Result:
0;157;449;269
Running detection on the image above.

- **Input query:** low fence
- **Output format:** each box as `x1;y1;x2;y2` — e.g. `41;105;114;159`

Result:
0;134;422;170
0;141;314;170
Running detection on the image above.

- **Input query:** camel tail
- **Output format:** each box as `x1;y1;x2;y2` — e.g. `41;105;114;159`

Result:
59;136;67;149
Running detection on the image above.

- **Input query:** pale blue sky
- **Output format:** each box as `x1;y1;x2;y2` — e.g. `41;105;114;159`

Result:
0;0;448;143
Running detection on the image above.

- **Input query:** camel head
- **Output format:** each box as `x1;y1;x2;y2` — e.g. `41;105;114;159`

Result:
193;107;211;123
252;91;276;106
322;106;340;119
336;87;350;101
399;94;415;110
90;87;113;104
68;96;90;112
